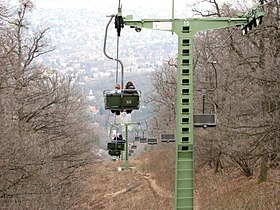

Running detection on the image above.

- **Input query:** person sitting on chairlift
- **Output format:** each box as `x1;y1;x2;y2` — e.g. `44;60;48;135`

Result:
110;83;121;94
125;81;136;114
114;134;123;159
117;134;124;143
110;83;121;115
125;81;135;90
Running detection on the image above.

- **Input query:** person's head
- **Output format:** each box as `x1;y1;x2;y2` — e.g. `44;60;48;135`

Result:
118;134;122;138
125;81;134;89
114;83;120;90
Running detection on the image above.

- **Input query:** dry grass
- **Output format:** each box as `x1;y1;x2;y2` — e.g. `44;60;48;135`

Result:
196;166;280;210
74;146;280;210
135;144;176;193
73;159;174;210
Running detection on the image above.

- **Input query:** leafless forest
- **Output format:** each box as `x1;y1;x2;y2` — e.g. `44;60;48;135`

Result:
0;1;98;209
149;0;279;182
0;0;279;209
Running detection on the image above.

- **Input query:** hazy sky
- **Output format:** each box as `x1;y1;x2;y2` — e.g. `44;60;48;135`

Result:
34;0;196;9
9;0;254;18
9;0;255;10
30;0;209;18
31;0;243;9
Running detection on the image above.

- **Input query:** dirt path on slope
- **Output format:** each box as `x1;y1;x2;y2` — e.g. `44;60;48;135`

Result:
76;160;174;210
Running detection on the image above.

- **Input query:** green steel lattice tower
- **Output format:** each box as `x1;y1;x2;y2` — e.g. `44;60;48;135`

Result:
123;9;263;209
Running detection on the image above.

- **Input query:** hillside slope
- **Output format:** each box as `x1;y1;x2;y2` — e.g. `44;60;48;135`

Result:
74;147;280;210
76;160;174;210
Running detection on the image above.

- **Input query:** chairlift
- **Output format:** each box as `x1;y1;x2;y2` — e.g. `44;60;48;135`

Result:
194;91;217;128
194;114;217;128
129;149;134;154
135;136;140;141
103;12;142;115
103;89;141;115
107;123;125;157
131;144;137;149
140;137;147;143
107;139;125;157
147;138;157;145
107;141;125;151
161;134;175;143
133;125;142;141
108;150;121;157
135;122;148;143
195;61;218;128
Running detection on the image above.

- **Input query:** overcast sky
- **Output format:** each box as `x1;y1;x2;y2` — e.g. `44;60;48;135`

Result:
31;0;252;9
9;0;255;10
34;0;196;9
8;0;255;18
29;0;212;18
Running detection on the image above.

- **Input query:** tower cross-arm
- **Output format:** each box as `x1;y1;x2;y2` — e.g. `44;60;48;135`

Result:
124;15;247;36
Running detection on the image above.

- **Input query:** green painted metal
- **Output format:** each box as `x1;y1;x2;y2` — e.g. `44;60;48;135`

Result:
240;6;265;35
103;90;140;111
108;150;121;156
124;15;249;210
107;142;125;151
125;123;129;169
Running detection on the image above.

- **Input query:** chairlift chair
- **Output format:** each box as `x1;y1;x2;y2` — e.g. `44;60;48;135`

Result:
131;144;137;149
194;61;218;128
134;125;142;141
129;149;134;154
107;140;125;157
140;137;147;143
107;141;125;151
161;134;175;143
103;90;141;114
108;150;121;157
103;12;141;115
147;138;157;145
194;96;217;128
193;114;217;128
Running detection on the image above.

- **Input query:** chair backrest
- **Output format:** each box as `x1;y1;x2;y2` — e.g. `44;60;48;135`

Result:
194;114;217;127
135;136;140;141
161;134;175;142
140;137;147;143
147;138;157;145
107;141;125;151
131;145;137;149
123;89;138;94
104;90;140;110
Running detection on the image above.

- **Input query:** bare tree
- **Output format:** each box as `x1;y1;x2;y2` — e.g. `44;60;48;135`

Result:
148;0;280;178
0;1;96;209
148;61;177;132
192;0;280;179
